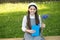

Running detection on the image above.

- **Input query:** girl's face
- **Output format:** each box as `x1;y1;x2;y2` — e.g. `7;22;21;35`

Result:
28;6;37;15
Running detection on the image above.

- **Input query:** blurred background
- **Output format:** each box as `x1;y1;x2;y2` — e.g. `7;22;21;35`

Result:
0;0;60;38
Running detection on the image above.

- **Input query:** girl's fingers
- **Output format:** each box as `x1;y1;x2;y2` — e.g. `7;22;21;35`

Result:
30;30;36;33
32;30;36;33
26;29;36;33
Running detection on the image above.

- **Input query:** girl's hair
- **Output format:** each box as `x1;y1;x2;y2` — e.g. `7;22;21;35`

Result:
27;5;40;29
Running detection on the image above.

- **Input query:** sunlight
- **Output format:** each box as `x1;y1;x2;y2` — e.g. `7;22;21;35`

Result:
0;3;28;13
38;4;49;10
0;3;49;14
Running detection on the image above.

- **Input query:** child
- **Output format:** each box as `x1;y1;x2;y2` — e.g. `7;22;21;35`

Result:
22;2;45;40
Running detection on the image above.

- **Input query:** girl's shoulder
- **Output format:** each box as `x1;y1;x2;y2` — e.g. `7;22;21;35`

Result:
38;15;41;18
24;15;27;17
39;15;41;17
38;15;42;20
23;15;27;19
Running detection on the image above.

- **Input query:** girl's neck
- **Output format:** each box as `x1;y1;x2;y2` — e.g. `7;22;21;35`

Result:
30;14;35;16
30;14;35;18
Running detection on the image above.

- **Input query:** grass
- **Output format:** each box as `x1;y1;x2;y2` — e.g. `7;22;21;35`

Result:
0;1;60;38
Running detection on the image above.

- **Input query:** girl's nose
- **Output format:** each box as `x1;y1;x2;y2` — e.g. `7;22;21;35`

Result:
31;10;34;12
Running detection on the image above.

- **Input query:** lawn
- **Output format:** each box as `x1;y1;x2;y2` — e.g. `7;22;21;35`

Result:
0;1;60;38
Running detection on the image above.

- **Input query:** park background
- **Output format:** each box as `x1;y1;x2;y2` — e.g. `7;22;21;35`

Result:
0;0;60;38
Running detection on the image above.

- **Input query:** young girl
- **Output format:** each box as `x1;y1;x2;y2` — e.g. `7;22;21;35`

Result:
22;2;45;40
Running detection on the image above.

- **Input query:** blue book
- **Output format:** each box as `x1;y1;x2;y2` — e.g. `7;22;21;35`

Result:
31;24;40;37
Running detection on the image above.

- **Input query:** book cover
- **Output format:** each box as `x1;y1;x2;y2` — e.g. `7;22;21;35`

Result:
31;24;40;37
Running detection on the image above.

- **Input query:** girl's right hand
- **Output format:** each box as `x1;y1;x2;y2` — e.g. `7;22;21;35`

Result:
26;29;35;33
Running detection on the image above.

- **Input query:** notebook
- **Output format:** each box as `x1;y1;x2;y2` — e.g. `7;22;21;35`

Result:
31;24;40;37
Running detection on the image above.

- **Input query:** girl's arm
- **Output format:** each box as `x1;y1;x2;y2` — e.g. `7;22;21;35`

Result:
39;15;45;37
39;15;45;28
22;15;27;32
22;15;35;33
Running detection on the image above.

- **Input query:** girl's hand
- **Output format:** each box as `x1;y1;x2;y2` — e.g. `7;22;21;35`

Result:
26;29;35;33
41;23;45;28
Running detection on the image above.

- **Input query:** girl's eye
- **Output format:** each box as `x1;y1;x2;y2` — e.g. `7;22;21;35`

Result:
30;8;32;10
30;8;36;10
34;9;36;10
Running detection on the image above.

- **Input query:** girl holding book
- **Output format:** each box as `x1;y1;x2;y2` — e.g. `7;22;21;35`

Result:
22;2;45;40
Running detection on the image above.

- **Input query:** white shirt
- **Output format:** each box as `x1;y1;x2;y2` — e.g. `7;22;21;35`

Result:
22;15;42;32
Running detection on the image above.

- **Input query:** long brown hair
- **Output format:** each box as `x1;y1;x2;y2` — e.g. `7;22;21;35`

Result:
27;5;40;29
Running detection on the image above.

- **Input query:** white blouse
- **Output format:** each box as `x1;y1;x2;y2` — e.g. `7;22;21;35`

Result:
22;15;42;32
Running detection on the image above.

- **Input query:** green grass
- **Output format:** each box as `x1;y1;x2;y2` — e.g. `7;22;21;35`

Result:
0;1;60;38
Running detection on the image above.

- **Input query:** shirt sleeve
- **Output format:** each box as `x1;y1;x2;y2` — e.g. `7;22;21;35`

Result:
39;15;42;27
22;15;27;32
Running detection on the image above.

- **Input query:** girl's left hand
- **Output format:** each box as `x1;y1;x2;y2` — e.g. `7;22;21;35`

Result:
41;23;45;28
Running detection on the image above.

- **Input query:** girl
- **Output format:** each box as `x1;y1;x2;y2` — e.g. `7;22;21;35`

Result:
22;2;45;40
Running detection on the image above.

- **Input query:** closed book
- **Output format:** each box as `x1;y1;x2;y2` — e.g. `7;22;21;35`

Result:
31;24;40;37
